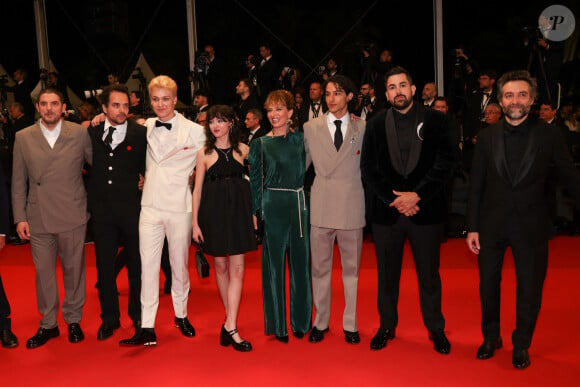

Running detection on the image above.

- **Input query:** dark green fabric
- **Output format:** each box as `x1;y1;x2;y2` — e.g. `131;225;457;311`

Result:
249;132;312;336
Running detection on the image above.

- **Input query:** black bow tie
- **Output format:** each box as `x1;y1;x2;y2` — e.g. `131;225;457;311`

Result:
155;120;172;130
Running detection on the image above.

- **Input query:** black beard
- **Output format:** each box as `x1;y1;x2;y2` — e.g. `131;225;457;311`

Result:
392;95;412;111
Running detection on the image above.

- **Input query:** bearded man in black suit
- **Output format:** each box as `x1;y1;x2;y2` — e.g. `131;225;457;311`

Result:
361;66;454;354
466;70;580;369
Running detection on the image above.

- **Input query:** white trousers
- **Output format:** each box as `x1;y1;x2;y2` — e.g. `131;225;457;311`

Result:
139;207;192;328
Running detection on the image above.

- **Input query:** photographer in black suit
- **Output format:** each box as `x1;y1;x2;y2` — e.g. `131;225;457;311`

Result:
467;70;580;369
87;84;147;340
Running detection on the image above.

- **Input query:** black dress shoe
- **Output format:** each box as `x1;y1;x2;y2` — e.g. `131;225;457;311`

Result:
344;330;360;344
275;335;289;343
512;348;531;369
119;328;157;346
428;330;451;354
308;326;329;343
68;323;85;343
292;331;304;339
174;317;195;337
97;321;121;341
26;327;60;349
220;325;252;352
370;327;395;350
476;337;503;360
8;235;28;245
1;329;18;348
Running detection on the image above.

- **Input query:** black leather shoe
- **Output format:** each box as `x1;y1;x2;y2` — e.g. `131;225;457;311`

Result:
292;331;304;339
1;329;18;348
220;325;252;352
308;326;329;343
275;335;289;343
476;337;503;360
370;327;395;350
512;348;531;369
344;330;360;344
68;323;85;343
428;330;451;354
119;328;157;346
174;317;195;337
26;327;60;349
97;321;121;341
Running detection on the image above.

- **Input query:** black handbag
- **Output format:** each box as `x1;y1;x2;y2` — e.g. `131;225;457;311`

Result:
194;241;210;278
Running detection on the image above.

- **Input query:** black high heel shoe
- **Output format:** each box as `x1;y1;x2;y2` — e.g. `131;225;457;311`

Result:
220;325;252;352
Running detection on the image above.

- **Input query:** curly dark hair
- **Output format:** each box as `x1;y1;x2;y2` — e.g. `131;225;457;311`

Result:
203;104;242;156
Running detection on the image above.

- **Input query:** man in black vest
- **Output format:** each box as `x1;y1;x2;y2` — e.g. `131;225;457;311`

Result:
466;70;580;369
361;66;454;354
87;85;147;340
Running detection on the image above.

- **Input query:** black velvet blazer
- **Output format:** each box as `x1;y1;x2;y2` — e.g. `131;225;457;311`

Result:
361;104;454;225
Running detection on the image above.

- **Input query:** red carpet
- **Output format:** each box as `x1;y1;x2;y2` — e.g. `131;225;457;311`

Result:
1;236;579;386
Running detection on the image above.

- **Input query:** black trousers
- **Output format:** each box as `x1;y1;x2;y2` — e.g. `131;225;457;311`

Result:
372;217;445;332
93;214;141;325
478;220;549;350
0;274;12;330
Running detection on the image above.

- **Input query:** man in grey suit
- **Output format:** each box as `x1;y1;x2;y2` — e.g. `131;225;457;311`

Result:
12;88;92;349
304;75;366;344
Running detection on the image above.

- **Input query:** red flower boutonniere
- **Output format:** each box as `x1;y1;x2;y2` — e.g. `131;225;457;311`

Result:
127;145;132;151
357;150;360;155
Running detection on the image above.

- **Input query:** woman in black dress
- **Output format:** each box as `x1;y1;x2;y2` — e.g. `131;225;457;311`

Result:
192;105;256;352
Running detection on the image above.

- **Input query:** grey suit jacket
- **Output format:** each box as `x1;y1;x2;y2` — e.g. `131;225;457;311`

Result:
304;114;366;229
12;120;92;234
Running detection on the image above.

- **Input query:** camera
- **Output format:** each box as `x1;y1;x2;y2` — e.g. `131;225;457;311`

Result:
84;89;103;99
523;26;542;47
283;67;294;76
194;51;209;73
360;94;371;107
315;66;326;76
132;67;146;81
245;55;260;68
0;74;8;85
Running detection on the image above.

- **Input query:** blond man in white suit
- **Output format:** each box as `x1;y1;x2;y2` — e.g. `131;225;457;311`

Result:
120;76;205;346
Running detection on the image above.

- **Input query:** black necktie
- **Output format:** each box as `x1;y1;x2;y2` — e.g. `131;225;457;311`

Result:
104;127;115;146
334;120;343;151
155;120;172;130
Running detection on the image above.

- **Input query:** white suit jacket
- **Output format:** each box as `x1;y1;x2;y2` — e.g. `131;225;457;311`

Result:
141;112;205;213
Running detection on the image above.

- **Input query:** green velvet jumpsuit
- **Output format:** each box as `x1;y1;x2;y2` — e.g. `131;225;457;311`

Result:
249;131;312;337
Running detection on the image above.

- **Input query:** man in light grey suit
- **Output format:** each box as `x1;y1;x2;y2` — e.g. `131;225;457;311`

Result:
304;75;366;344
12;88;92;349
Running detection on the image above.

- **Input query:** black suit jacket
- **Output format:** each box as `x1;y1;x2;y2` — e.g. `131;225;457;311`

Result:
87;121;147;219
298;100;328;131
206;56;229;104
4;114;35;152
257;57;280;101
467;117;580;243
241;126;269;145
10;80;35;118
463;89;498;140
361;104;454;225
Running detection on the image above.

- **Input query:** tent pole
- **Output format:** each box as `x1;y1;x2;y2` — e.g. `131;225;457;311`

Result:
433;0;444;96
33;0;50;87
186;0;198;104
